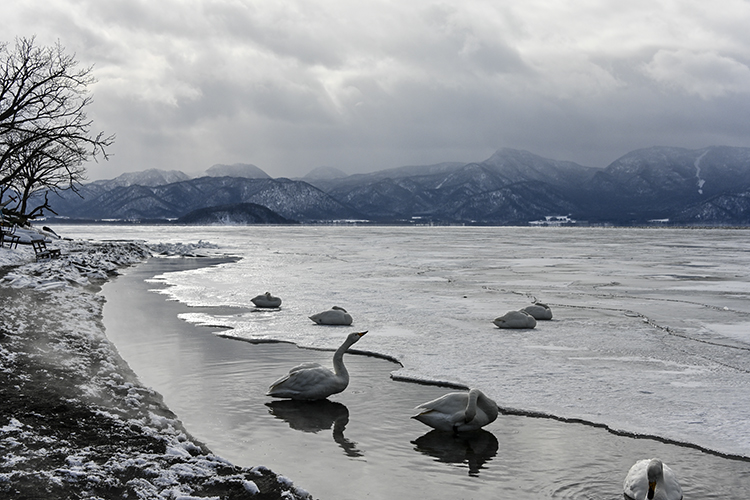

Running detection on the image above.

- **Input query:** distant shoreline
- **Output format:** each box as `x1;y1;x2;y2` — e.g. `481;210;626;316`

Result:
38;218;750;229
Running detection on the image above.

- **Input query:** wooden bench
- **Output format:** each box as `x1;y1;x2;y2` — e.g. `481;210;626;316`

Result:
31;239;62;260
0;225;21;249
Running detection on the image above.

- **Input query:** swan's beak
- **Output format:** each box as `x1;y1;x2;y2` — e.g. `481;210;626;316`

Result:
647;481;656;500
356;331;368;337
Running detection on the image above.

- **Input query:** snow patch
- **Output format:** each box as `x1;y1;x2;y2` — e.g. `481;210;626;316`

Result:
694;150;708;194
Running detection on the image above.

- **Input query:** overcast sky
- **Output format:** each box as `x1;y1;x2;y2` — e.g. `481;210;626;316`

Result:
3;1;750;180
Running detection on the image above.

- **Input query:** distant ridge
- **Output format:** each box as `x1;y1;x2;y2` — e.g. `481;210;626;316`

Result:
302;166;348;180
46;146;750;225
205;163;270;179
48;176;362;222
91;169;190;188
177;202;298;225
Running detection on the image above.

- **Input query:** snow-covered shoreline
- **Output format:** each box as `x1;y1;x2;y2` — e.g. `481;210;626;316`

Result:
0;237;311;499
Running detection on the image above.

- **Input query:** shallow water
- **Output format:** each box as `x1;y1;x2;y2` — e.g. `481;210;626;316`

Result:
102;258;750;500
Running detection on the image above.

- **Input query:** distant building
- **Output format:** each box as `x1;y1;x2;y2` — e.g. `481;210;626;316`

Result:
528;215;576;226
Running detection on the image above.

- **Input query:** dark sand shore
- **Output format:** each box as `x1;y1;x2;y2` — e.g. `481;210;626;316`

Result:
0;242;311;499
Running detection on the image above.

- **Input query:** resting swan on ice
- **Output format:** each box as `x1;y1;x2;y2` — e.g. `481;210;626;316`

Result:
521;302;553;320
412;388;499;433
309;306;353;325
251;292;282;308
493;310;536;329
267;331;367;400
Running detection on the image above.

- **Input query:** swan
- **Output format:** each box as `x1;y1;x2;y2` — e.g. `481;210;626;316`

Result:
522;302;553;320
251;292;282;308
623;459;683;500
267;331;367;400
309;306;353;325
492;310;536;329
412;388;499;433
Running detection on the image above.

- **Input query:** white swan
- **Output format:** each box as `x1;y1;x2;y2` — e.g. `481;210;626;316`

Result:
623;458;683;500
412;388;499;433
309;306;353;325
251;292;282;308
492;310;536;329
522;302;553;320
267;331;367;400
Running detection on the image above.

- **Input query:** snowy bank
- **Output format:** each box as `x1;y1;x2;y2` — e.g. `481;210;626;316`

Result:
0;237;311;499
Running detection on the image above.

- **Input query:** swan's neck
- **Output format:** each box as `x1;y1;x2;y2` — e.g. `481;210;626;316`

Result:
332;337;358;379
647;460;665;500
464;389;480;422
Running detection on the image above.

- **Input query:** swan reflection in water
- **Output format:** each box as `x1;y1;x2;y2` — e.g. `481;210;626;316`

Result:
412;429;499;476
265;400;363;458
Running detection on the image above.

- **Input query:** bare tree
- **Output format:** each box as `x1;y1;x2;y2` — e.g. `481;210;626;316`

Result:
0;36;114;224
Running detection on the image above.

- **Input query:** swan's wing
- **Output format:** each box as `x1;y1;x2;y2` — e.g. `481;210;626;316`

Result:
414;392;468;415
268;362;323;387
270;365;330;390
623;460;649;500
268;365;346;399
661;465;683;500
289;362;323;373
412;393;470;431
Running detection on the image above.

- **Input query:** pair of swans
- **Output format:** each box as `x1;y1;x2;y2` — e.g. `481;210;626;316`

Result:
493;302;554;329
266;331;499;434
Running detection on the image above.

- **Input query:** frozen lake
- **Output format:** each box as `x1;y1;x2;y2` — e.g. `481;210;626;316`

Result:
102;257;749;499
58;225;750;457
54;224;750;496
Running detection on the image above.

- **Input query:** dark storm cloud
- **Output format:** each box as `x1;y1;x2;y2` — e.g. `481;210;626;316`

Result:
3;0;750;179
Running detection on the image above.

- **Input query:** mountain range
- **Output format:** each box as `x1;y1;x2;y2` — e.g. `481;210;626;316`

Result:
45;147;750;225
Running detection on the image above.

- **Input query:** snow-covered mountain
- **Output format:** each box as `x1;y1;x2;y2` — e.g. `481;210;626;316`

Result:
90;168;191;188
322;150;597;223
46;146;750;225
49;176;362;222
581;146;750;222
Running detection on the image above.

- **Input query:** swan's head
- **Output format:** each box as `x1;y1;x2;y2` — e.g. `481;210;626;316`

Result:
347;331;367;343
646;459;664;500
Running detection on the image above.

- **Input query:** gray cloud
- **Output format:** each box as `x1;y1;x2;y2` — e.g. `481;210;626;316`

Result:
3;0;750;180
